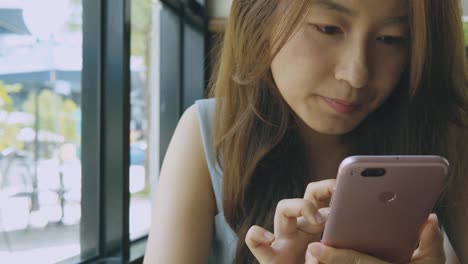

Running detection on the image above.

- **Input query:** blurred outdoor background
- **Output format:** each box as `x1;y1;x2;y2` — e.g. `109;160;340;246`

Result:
0;0;154;262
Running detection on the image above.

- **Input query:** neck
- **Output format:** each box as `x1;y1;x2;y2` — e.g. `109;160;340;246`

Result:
295;120;348;181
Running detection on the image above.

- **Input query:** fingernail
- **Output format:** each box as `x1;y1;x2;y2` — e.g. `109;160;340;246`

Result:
431;214;441;231
264;231;275;241
433;214;439;224
314;211;326;224
319;207;331;217
309;243;323;258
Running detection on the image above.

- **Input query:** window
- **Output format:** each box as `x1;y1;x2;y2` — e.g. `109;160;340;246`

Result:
129;0;159;241
0;0;82;262
0;0;207;262
129;0;207;245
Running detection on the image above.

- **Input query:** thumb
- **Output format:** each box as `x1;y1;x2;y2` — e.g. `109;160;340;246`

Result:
245;225;276;263
413;214;445;260
308;243;388;264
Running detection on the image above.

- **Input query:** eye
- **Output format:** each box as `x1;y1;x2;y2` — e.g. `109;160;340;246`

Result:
315;25;342;35
377;36;407;45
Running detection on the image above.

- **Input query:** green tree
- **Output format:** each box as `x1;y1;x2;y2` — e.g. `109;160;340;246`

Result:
66;0;83;33
464;22;468;46
131;0;153;196
131;0;152;58
22;89;78;142
60;99;79;142
0;82;22;111
0;81;24;151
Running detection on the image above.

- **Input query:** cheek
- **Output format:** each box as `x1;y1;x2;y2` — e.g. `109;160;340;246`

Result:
271;29;332;98
373;54;408;99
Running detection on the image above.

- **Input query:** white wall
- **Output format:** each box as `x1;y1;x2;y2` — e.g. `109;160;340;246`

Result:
208;0;231;17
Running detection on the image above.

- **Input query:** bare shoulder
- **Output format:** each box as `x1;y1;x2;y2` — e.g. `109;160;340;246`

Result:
143;104;216;264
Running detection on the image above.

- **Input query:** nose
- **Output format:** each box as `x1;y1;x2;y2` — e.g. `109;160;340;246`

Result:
334;42;370;89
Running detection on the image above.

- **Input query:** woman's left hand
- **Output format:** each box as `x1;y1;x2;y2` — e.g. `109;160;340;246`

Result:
305;214;445;264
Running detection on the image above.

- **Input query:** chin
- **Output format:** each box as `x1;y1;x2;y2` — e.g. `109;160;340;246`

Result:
315;126;356;135
306;119;361;136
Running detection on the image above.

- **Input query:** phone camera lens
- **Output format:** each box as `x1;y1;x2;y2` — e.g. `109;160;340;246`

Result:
361;168;386;177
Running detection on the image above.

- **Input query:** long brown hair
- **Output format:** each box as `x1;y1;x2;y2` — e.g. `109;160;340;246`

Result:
208;1;468;263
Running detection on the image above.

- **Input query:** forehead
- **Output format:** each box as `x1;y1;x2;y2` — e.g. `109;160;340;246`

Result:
306;0;409;17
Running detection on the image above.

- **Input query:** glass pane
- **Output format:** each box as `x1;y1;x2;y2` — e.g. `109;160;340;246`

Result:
0;0;82;262
183;23;204;111
129;0;160;240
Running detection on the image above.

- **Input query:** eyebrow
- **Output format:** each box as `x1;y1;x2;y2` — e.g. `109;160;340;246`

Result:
309;0;356;16
309;0;409;25
383;15;409;25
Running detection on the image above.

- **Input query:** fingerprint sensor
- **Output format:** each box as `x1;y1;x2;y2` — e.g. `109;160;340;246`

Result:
379;191;397;203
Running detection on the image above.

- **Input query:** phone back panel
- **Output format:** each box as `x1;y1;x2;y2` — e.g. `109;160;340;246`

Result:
321;156;449;263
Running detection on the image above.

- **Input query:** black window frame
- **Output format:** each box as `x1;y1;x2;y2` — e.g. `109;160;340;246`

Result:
159;0;208;164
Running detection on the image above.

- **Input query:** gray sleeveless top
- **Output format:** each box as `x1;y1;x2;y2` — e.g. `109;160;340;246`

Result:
195;98;238;264
195;98;460;263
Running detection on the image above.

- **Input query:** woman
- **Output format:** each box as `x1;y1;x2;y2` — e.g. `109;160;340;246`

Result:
144;0;468;263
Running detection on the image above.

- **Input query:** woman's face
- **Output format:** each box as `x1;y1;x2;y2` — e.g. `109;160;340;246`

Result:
271;0;409;135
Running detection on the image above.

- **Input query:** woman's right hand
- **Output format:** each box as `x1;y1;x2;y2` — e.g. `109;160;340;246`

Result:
245;179;336;264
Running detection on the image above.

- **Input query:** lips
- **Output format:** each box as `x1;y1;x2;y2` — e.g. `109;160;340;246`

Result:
320;96;361;114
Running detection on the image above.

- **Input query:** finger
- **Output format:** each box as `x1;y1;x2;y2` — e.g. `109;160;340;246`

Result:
304;180;336;208
413;214;445;261
308;243;389;264
274;199;325;238
297;207;330;235
305;249;320;264
245;225;276;263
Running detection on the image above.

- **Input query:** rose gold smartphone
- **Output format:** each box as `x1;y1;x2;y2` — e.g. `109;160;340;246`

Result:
321;155;449;263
